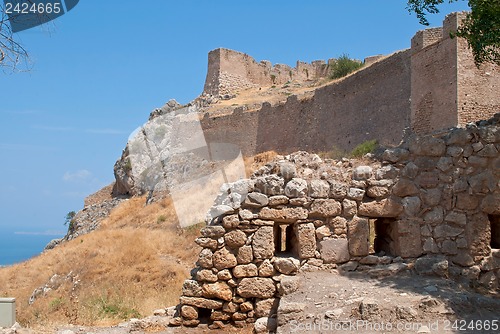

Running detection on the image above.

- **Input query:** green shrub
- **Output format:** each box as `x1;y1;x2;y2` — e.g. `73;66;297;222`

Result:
157;215;167;224
330;54;364;79
350;140;378;158
93;295;140;320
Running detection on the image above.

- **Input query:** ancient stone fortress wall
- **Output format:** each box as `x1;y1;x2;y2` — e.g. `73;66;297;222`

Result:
172;113;500;329
203;48;332;97
200;12;500;156
201;48;412;156
410;12;500;134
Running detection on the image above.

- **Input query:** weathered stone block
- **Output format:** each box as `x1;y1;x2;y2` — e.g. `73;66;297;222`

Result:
254;175;284;196
196;269;218;283
252;226;275;260
278;275;301;296
180;296;224;309
445;211;467;226
201;226;226;239
259;207;308;222
181;305;198;320
392;179;419;197
308;179;330;198
295;223;317;259
316;225;332;239
481;194;500;214
393;219;422;257
347;187;365;201
342;199;358;217
409;135;446;156
422;188;441;206
202;282;233;301
233;264;258;278
237;278;276;298
258;259;275;277
423;206;444;224
347;217;369;256
402;196;421;216
217;269;232;281
433;224;463;239
309;199;342;217
236;245;253;264
213;247;238;270
243;192;269;208
254;298;279;318
222;214;240;229
195;237;218;250
329;181;348;199
182;280;203;297
382;148;409;163
279;161;296;179
197;248;213;269
358;198;403;218
353;166;373;180
330;216;348;235
224;230;247;248
284;178;308;198
268;195;289;206
319;238;350;264
273;257;300;275
367;186;390;199
455;193;479;210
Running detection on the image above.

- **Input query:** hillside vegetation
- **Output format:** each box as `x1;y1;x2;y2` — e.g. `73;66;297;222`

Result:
0;196;201;330
0;152;278;331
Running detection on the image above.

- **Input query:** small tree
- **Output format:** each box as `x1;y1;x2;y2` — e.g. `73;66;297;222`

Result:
406;0;500;66
65;211;76;228
329;54;364;79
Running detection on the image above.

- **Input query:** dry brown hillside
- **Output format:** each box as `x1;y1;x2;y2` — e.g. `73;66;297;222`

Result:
0;152;278;332
0;196;201;331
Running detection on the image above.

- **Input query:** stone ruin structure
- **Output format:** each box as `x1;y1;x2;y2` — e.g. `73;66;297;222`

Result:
203;48;332;98
172;113;500;329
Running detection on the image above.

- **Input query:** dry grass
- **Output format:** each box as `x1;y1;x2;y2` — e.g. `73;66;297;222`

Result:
244;151;278;176
0;152;277;331
0;196;202;330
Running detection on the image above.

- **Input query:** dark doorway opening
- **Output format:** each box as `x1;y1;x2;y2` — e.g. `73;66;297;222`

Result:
370;218;396;256
198;308;212;324
489;215;500;249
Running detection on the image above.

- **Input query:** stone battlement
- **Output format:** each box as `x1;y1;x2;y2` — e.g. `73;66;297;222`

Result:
203;48;333;97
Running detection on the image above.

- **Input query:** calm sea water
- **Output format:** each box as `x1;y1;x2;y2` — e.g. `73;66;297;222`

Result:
0;231;64;266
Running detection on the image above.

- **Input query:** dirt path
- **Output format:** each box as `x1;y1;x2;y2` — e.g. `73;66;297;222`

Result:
278;269;500;334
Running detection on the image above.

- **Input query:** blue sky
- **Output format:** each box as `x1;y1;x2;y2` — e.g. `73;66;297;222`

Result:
0;0;469;238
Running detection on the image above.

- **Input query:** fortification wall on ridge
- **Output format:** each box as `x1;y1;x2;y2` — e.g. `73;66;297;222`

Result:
203;48;331;97
201;49;412;156
201;13;500;158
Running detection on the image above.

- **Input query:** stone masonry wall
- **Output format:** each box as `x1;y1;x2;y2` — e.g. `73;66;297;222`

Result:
203;48;331;97
411;12;500;134
172;114;500;329
202;13;500;156
201;49;412;156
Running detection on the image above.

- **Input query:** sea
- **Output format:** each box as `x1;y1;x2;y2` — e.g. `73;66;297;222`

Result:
0;230;64;267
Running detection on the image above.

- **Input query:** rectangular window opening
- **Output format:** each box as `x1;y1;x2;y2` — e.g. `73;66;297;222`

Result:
489;215;500;249
198;307;212;324
274;223;296;257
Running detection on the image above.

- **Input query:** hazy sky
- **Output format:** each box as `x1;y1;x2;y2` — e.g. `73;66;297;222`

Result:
0;0;470;236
